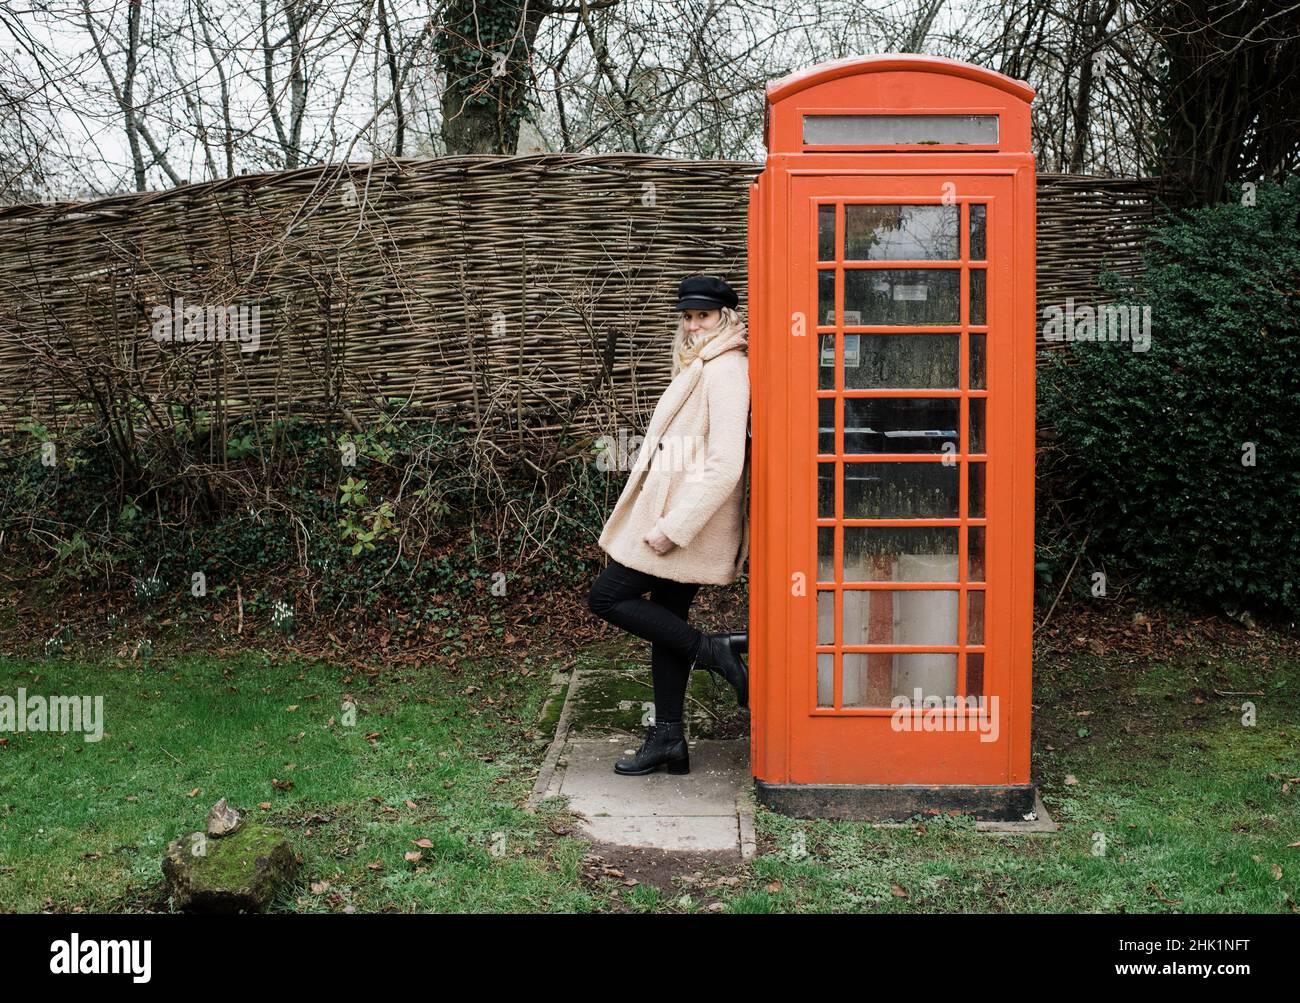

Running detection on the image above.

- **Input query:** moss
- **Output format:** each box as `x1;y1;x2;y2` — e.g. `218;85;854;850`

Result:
183;823;290;890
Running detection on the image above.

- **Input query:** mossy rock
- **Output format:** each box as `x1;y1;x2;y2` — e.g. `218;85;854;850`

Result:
162;822;297;913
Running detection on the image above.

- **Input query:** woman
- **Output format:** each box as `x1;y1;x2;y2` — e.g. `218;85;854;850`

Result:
587;274;751;777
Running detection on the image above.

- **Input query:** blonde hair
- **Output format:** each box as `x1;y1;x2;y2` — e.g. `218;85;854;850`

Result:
670;305;745;376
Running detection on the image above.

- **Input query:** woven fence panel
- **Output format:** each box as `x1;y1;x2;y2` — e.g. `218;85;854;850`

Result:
1034;174;1163;323
0;155;1161;437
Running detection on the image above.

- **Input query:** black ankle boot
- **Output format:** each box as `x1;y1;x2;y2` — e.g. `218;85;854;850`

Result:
691;632;749;708
613;721;689;776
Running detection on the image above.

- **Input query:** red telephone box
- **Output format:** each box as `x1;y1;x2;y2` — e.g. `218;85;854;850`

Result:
747;54;1037;820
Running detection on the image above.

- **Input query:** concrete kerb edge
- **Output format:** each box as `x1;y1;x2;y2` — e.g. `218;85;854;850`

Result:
736;784;758;859
525;664;582;813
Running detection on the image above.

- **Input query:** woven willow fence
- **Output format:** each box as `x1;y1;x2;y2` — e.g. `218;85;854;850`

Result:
0;155;1161;438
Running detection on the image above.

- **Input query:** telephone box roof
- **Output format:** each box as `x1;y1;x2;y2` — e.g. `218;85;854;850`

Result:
765;53;1035;106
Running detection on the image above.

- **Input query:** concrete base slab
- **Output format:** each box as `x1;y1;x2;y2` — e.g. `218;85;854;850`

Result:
974;793;1059;833
544;735;753;854
525;666;756;856
866;791;1059;833
582;814;739;852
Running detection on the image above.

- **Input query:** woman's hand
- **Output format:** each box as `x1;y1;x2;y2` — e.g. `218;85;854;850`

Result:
644;527;678;555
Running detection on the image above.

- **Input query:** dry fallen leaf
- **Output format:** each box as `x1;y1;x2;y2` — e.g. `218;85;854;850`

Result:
258;801;272;810
412;838;433;849
404;799;418;810
404;851;422;863
891;884;908;898
311;880;331;894
1064;775;1079;785
271;778;294;791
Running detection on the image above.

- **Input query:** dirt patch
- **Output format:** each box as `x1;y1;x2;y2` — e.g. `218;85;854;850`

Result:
578;838;748;909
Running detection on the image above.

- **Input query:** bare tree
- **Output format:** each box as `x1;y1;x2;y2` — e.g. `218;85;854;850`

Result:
1;0;1295;202
1147;0;1300;207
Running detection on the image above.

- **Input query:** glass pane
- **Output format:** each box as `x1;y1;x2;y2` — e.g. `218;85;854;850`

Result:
967;590;985;644
819;269;835;325
842;589;958;646
845;268;960;325
818;204;836;261
968;526;985;581
969;462;985;518
818;462;834;517
847;333;959;389
969;204;986;260
845;462;958;519
970;398;986;453
969;269;986;325
844;653;957;705
966;652;984;697
844;205;959;260
841;653;892;708
817;653;834;707
818;526;834;581
819;334;835;389
970;333;986;389
817;590;834;644
843;398;959;454
804;114;998;146
818;398;835;454
843;526;960;582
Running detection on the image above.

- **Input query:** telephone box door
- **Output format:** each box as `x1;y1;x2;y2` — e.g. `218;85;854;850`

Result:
780;170;1027;786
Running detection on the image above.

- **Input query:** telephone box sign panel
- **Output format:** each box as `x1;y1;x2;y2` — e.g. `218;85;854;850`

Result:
748;55;1037;821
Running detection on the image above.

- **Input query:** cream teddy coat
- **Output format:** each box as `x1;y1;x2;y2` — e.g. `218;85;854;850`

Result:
597;325;751;585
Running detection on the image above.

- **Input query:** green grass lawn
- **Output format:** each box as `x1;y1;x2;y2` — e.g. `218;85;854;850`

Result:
1;626;1297;913
746;651;1300;913
0;649;594;912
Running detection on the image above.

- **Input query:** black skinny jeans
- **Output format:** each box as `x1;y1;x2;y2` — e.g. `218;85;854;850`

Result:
586;559;704;724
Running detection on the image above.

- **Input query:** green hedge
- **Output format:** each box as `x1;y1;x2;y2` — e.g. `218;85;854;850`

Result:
1039;176;1300;615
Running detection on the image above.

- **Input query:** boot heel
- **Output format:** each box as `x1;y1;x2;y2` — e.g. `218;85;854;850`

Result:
666;755;690;775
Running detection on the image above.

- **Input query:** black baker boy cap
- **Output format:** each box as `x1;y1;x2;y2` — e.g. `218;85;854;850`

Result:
676;274;738;311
